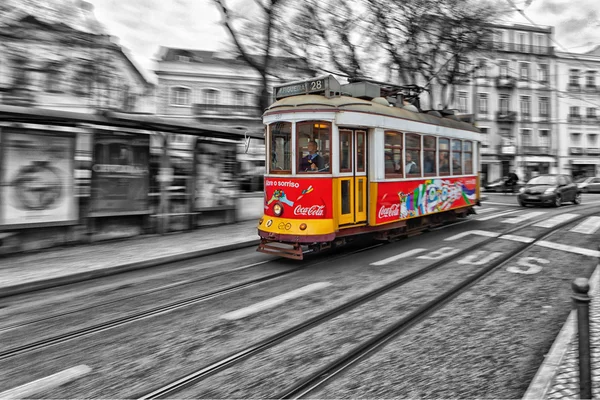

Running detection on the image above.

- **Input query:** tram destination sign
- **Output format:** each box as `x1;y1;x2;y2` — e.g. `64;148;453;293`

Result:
274;75;340;100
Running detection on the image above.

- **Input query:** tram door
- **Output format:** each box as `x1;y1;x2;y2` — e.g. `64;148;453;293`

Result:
338;130;367;226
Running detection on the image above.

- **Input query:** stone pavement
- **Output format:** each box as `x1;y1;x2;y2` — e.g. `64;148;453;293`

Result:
0;217;599;399
0;219;260;297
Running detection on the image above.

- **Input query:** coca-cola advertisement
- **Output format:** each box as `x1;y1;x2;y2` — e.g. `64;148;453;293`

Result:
264;177;332;219
376;177;478;224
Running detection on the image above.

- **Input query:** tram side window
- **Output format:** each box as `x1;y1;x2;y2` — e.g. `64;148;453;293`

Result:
405;133;421;177
463;141;473;174
339;129;352;172
439;138;450;175
423;136;436;175
384;131;402;178
269;122;292;173
297;121;331;173
452;140;462;175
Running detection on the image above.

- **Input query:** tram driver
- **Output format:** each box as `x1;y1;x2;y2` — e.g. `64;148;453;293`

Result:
300;140;325;171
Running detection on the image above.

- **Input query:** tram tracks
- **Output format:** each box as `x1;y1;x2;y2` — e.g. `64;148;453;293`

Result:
136;205;600;399
0;243;382;362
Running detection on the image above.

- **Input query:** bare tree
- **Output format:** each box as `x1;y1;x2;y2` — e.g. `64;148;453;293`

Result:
212;0;287;112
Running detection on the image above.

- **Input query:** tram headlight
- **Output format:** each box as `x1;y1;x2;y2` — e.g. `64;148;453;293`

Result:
273;202;284;217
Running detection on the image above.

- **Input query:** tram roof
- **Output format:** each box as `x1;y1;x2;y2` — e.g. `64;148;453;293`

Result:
265;95;480;133
0;104;264;141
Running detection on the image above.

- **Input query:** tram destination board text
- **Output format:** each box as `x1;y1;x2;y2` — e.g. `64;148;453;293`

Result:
275;78;327;99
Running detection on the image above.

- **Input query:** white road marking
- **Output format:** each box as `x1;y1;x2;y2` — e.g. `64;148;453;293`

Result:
503;211;546;224
445;230;500;241
569;216;600;235
536;241;600;258
370;248;427;266
0;365;92;399
533;214;579;228
499;234;535;243
476;210;520;221
475;207;497;214
220;282;332;320
482;201;521;206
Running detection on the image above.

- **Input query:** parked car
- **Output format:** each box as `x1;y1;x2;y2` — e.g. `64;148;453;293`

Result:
575;176;600;193
517;174;581;207
483;178;525;193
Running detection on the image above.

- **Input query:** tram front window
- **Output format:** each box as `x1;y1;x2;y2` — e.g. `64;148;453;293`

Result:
297;121;331;173
269;122;292;173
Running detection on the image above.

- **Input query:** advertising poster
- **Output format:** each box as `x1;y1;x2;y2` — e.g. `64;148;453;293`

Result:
0;130;76;225
90;132;150;214
194;142;238;209
375;176;478;224
263;177;333;219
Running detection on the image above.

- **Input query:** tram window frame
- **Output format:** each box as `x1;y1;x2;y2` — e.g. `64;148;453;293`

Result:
339;129;353;173
405;133;421;177
463;141;473;174
423;136;436;176
384;130;403;178
451;139;462;175
268;121;292;174
439;138;450;176
356;131;366;172
297;121;331;174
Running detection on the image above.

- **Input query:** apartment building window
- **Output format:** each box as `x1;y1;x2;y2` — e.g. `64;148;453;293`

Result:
476;59;487;78
499;94;510;113
569;69;580;86
478;93;488;114
458;91;468;113
520;96;531;117
539;129;550;147
521;129;532;147
479;127;490;148
171;86;191;106
587;107;597;119
519;62;530;80
586;72;596;87
177;55;191;62
570;106;581;117
234;90;247;106
589;134;598;148
517;32;526;52
571;133;582;147
539;97;549;117
499;61;509;78
203;89;219;105
538;64;549;83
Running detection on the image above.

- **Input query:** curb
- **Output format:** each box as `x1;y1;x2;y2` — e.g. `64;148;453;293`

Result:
1;239;261;299
523;264;600;399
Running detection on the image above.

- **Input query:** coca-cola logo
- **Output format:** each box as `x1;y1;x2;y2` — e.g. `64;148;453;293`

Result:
294;205;325;216
378;203;400;219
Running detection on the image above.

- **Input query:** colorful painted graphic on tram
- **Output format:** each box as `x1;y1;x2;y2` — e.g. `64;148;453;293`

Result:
264;177;332;219
376;177;477;224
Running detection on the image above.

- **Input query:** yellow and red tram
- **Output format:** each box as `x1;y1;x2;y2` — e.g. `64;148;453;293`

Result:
257;75;481;259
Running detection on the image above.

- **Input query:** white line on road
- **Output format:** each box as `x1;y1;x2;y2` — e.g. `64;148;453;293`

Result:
499;234;535;243
474;207;498;214
220;282;332;320
476;210;520;221
503;211;546;224
0;365;92;399
445;230;500;241
536;241;600;258
481;201;521;206
533;213;579;228
569;216;600;235
370;248;427;266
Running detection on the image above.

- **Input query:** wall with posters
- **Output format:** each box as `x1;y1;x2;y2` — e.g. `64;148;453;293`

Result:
0;129;77;227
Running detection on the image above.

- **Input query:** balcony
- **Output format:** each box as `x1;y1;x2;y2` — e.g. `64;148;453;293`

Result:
585;116;598;124
522;146;552;155
496;111;518;123
586;148;600;156
493;42;554;55
570;147;584;155
538;113;551;122
567;83;581;92
584;84;598;93
495;76;516;89
192;103;262;117
521;113;531;122
568;114;583;124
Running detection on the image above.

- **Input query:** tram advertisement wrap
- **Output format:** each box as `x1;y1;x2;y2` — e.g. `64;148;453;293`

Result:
90;133;150;214
0;130;77;226
376;177;477;224
264;177;332;219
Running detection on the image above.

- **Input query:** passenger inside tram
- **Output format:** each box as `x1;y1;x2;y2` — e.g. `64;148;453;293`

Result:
300;140;325;171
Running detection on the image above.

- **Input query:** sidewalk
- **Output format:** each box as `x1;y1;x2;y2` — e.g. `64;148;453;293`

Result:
0;219;260;298
0;218;598;399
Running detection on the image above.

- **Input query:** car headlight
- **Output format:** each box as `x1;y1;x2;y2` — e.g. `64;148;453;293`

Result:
273;202;284;216
545;187;556;194
519;187;525;193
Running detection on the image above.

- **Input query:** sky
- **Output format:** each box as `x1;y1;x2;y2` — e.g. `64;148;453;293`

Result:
87;0;600;81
